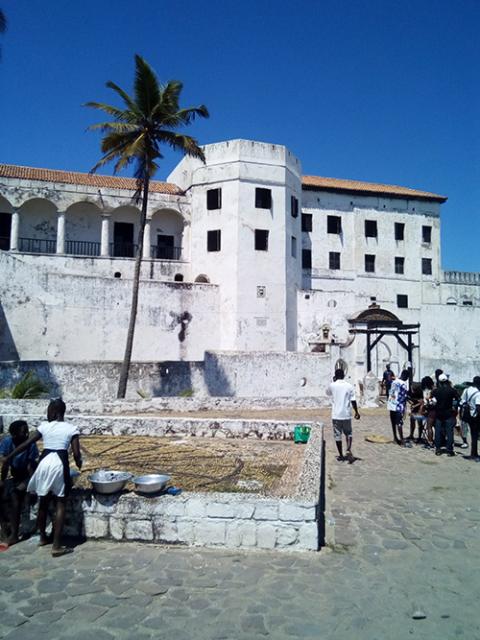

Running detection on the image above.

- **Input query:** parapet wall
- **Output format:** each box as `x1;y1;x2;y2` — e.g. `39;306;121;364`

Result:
0;349;332;400
61;424;324;552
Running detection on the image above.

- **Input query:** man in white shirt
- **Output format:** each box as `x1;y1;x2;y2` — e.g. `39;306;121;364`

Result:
326;368;360;462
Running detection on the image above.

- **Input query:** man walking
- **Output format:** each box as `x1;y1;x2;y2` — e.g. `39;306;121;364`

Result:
387;370;410;446
382;364;395;397
431;373;460;457
326;369;360;462
460;376;480;461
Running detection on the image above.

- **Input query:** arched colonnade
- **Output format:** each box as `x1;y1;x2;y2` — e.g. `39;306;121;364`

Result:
0;194;187;260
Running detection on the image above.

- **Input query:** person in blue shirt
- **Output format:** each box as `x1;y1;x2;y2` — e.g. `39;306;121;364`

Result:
0;420;39;545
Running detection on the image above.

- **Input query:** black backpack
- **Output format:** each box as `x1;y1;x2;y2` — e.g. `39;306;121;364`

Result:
460;389;478;422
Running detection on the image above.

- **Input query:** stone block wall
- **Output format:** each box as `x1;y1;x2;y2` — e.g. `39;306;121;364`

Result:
60;424;324;552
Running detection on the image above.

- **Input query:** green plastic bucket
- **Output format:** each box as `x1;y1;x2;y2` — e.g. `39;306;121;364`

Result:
294;424;311;444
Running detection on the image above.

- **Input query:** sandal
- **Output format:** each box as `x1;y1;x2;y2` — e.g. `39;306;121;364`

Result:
51;547;73;557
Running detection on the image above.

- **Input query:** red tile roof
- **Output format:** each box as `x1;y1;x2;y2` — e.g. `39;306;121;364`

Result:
0;164;183;195
302;175;447;202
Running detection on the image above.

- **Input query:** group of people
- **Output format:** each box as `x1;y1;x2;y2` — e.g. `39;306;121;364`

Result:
386;366;480;459
328;364;480;463
0;398;82;555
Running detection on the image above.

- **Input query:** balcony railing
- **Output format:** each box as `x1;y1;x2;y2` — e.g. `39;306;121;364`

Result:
443;270;480;285
65;240;101;257
0;236;10;250
151;245;182;260
110;242;138;258
19;237;56;254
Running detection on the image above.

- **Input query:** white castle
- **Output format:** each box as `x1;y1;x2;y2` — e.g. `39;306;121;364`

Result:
1;139;478;395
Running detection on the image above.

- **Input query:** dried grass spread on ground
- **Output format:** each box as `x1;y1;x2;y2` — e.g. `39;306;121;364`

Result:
75;435;305;496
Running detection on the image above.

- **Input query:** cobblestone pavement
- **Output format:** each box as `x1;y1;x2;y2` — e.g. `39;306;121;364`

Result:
1;409;479;639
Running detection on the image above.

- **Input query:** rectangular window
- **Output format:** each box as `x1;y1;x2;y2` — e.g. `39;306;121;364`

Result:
327;215;342;234
365;254;375;273
395;256;405;274
291;196;299;218
255;229;269;251
206;188;221;210
255;188;272;209
422;225;432;243
291;236;297;258
422;258;432;275
302;249;312;269
397;294;408;308
207;229;221;252
463;300;473;306
301;213;312;232
329;252;341;270
395;222;404;241
365;220;378;238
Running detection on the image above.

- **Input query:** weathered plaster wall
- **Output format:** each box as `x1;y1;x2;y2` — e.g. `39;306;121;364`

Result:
0;251;220;362
0;350;332;400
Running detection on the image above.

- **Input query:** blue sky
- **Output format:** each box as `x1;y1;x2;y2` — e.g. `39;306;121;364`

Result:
1;0;479;271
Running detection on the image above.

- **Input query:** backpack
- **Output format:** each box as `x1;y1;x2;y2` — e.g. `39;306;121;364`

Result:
460;389;478;422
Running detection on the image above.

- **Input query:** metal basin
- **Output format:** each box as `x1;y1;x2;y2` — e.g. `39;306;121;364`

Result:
88;470;133;494
133;474;171;494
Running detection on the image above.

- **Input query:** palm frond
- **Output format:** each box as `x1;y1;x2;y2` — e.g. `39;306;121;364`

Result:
0;10;7;33
84;101;133;121
87;122;141;134
134;54;161;116
105;81;140;114
11;371;49;399
156;130;206;162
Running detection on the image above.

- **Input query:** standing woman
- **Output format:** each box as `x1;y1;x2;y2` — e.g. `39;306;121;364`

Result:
1;399;82;556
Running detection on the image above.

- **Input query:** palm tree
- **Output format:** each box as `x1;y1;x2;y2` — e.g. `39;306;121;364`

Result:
86;55;209;398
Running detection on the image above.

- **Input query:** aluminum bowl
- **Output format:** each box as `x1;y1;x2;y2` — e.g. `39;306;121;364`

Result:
133;474;171;494
88;470;133;494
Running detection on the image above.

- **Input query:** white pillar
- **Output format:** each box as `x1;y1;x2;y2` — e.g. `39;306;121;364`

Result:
143;218;152;259
101;215;110;257
56;211;66;254
9;210;20;251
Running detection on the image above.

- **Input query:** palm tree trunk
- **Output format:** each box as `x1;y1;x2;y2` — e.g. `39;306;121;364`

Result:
117;174;150;398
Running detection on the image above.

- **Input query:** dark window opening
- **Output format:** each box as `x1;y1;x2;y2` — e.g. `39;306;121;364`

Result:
365;220;378;238
156;234;175;260
291;196;299;218
329;252;341;270
365;254;375;273
255;188;272;209
207;188;222;210
422;225;432;243
422;258;432;275
174;274;184;282
195;274;210;283
0;212;11;250
113;222;135;257
207;230;221;252
395;222;404;241
301;213;312;232
397;294;408;308
302;249;312;269
255;229;269;251
114;272;122;279
395;256;405;274
463;300;473;306
327;215;342;234
291;236;297;258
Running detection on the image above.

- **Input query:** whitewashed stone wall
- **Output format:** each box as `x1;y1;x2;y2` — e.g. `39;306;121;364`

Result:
60;424;324;552
0;251;220;362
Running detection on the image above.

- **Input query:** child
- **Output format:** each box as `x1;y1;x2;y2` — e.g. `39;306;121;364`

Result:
0;420;39;545
2;399;82;557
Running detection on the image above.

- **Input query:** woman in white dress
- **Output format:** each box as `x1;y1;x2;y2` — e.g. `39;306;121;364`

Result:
1;398;82;556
